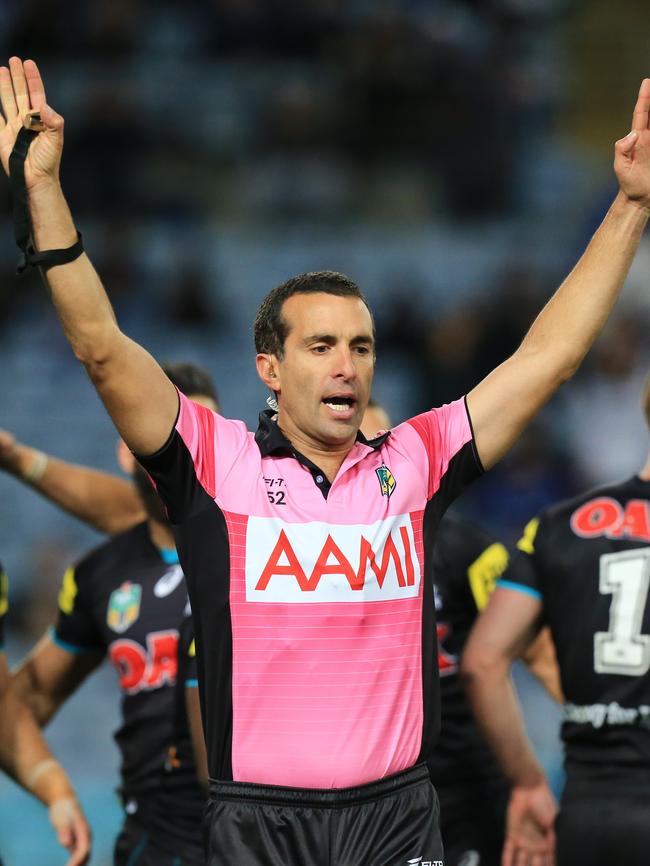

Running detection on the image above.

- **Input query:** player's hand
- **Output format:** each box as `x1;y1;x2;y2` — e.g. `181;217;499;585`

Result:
0;57;63;189
615;78;650;210
0;429;20;472
49;796;92;866
502;781;557;866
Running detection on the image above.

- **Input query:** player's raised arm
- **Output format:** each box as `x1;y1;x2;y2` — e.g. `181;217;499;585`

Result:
0;429;144;534
467;79;650;471
0;57;178;455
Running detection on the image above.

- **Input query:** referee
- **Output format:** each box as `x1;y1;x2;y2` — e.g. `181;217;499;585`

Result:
3;56;650;865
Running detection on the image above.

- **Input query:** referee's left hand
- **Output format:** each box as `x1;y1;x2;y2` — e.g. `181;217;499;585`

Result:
615;78;650;212
502;779;557;866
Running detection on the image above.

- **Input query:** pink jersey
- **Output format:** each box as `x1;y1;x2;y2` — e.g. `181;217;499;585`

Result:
140;393;482;788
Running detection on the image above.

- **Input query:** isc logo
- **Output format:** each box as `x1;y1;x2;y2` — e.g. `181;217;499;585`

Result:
245;515;421;603
571;497;650;542
109;629;179;694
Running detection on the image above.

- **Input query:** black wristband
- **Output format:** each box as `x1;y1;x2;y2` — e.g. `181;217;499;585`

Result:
9;125;83;274
17;232;84;274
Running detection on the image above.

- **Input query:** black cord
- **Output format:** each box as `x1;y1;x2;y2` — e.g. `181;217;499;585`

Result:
9;125;83;274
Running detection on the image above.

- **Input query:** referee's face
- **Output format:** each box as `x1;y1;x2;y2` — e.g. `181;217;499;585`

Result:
263;292;375;450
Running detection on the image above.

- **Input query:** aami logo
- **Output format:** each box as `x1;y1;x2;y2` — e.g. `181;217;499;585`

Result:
245;515;421;603
571;498;650;542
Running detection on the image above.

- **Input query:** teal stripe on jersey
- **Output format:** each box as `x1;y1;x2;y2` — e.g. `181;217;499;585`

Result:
496;579;542;600
126;834;149;866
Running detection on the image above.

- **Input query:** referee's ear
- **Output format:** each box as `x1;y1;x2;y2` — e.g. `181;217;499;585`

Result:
116;439;136;475
256;353;280;392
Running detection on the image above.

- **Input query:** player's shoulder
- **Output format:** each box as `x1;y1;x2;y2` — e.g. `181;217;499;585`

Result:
541;476;645;525
72;521;151;579
385;398;469;461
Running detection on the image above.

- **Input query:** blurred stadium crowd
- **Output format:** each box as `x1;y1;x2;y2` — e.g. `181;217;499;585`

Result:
1;1;650;862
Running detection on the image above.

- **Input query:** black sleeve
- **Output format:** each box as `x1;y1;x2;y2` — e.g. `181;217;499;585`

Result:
464;536;510;613
497;515;544;600
53;561;105;654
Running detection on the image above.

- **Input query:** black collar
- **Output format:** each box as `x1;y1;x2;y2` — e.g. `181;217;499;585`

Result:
255;410;389;500
254;409;390;458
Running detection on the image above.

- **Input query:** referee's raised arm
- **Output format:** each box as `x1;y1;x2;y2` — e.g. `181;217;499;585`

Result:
467;78;650;472
0;57;178;456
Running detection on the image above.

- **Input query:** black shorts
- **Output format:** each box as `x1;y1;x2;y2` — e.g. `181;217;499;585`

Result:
437;777;508;866
205;764;442;866
114;813;205;866
557;777;650;866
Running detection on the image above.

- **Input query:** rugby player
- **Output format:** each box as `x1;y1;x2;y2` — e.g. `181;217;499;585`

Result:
2;56;650;865
462;377;650;866
0;561;91;866
363;402;560;866
12;363;218;866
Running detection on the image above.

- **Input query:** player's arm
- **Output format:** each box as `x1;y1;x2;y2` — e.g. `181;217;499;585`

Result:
186;685;209;789
0;58;178;456
0;655;91;866
463;536;563;702
0;429;144;534
523;627;564;704
462;587;556;866
12;632;102;725
467;79;650;471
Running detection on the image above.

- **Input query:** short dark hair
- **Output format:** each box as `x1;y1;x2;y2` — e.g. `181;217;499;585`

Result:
162;361;219;407
254;270;374;358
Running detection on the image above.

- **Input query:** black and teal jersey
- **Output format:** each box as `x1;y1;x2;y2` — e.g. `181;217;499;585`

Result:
430;514;510;785
502;476;650;775
147;616;205;846
54;522;201;806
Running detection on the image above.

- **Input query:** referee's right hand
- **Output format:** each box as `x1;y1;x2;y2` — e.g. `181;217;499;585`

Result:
0;57;64;191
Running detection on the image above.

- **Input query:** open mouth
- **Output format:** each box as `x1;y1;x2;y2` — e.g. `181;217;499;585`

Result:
322;395;356;414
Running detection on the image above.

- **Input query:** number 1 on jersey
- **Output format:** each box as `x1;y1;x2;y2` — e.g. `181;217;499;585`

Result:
594;548;650;676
